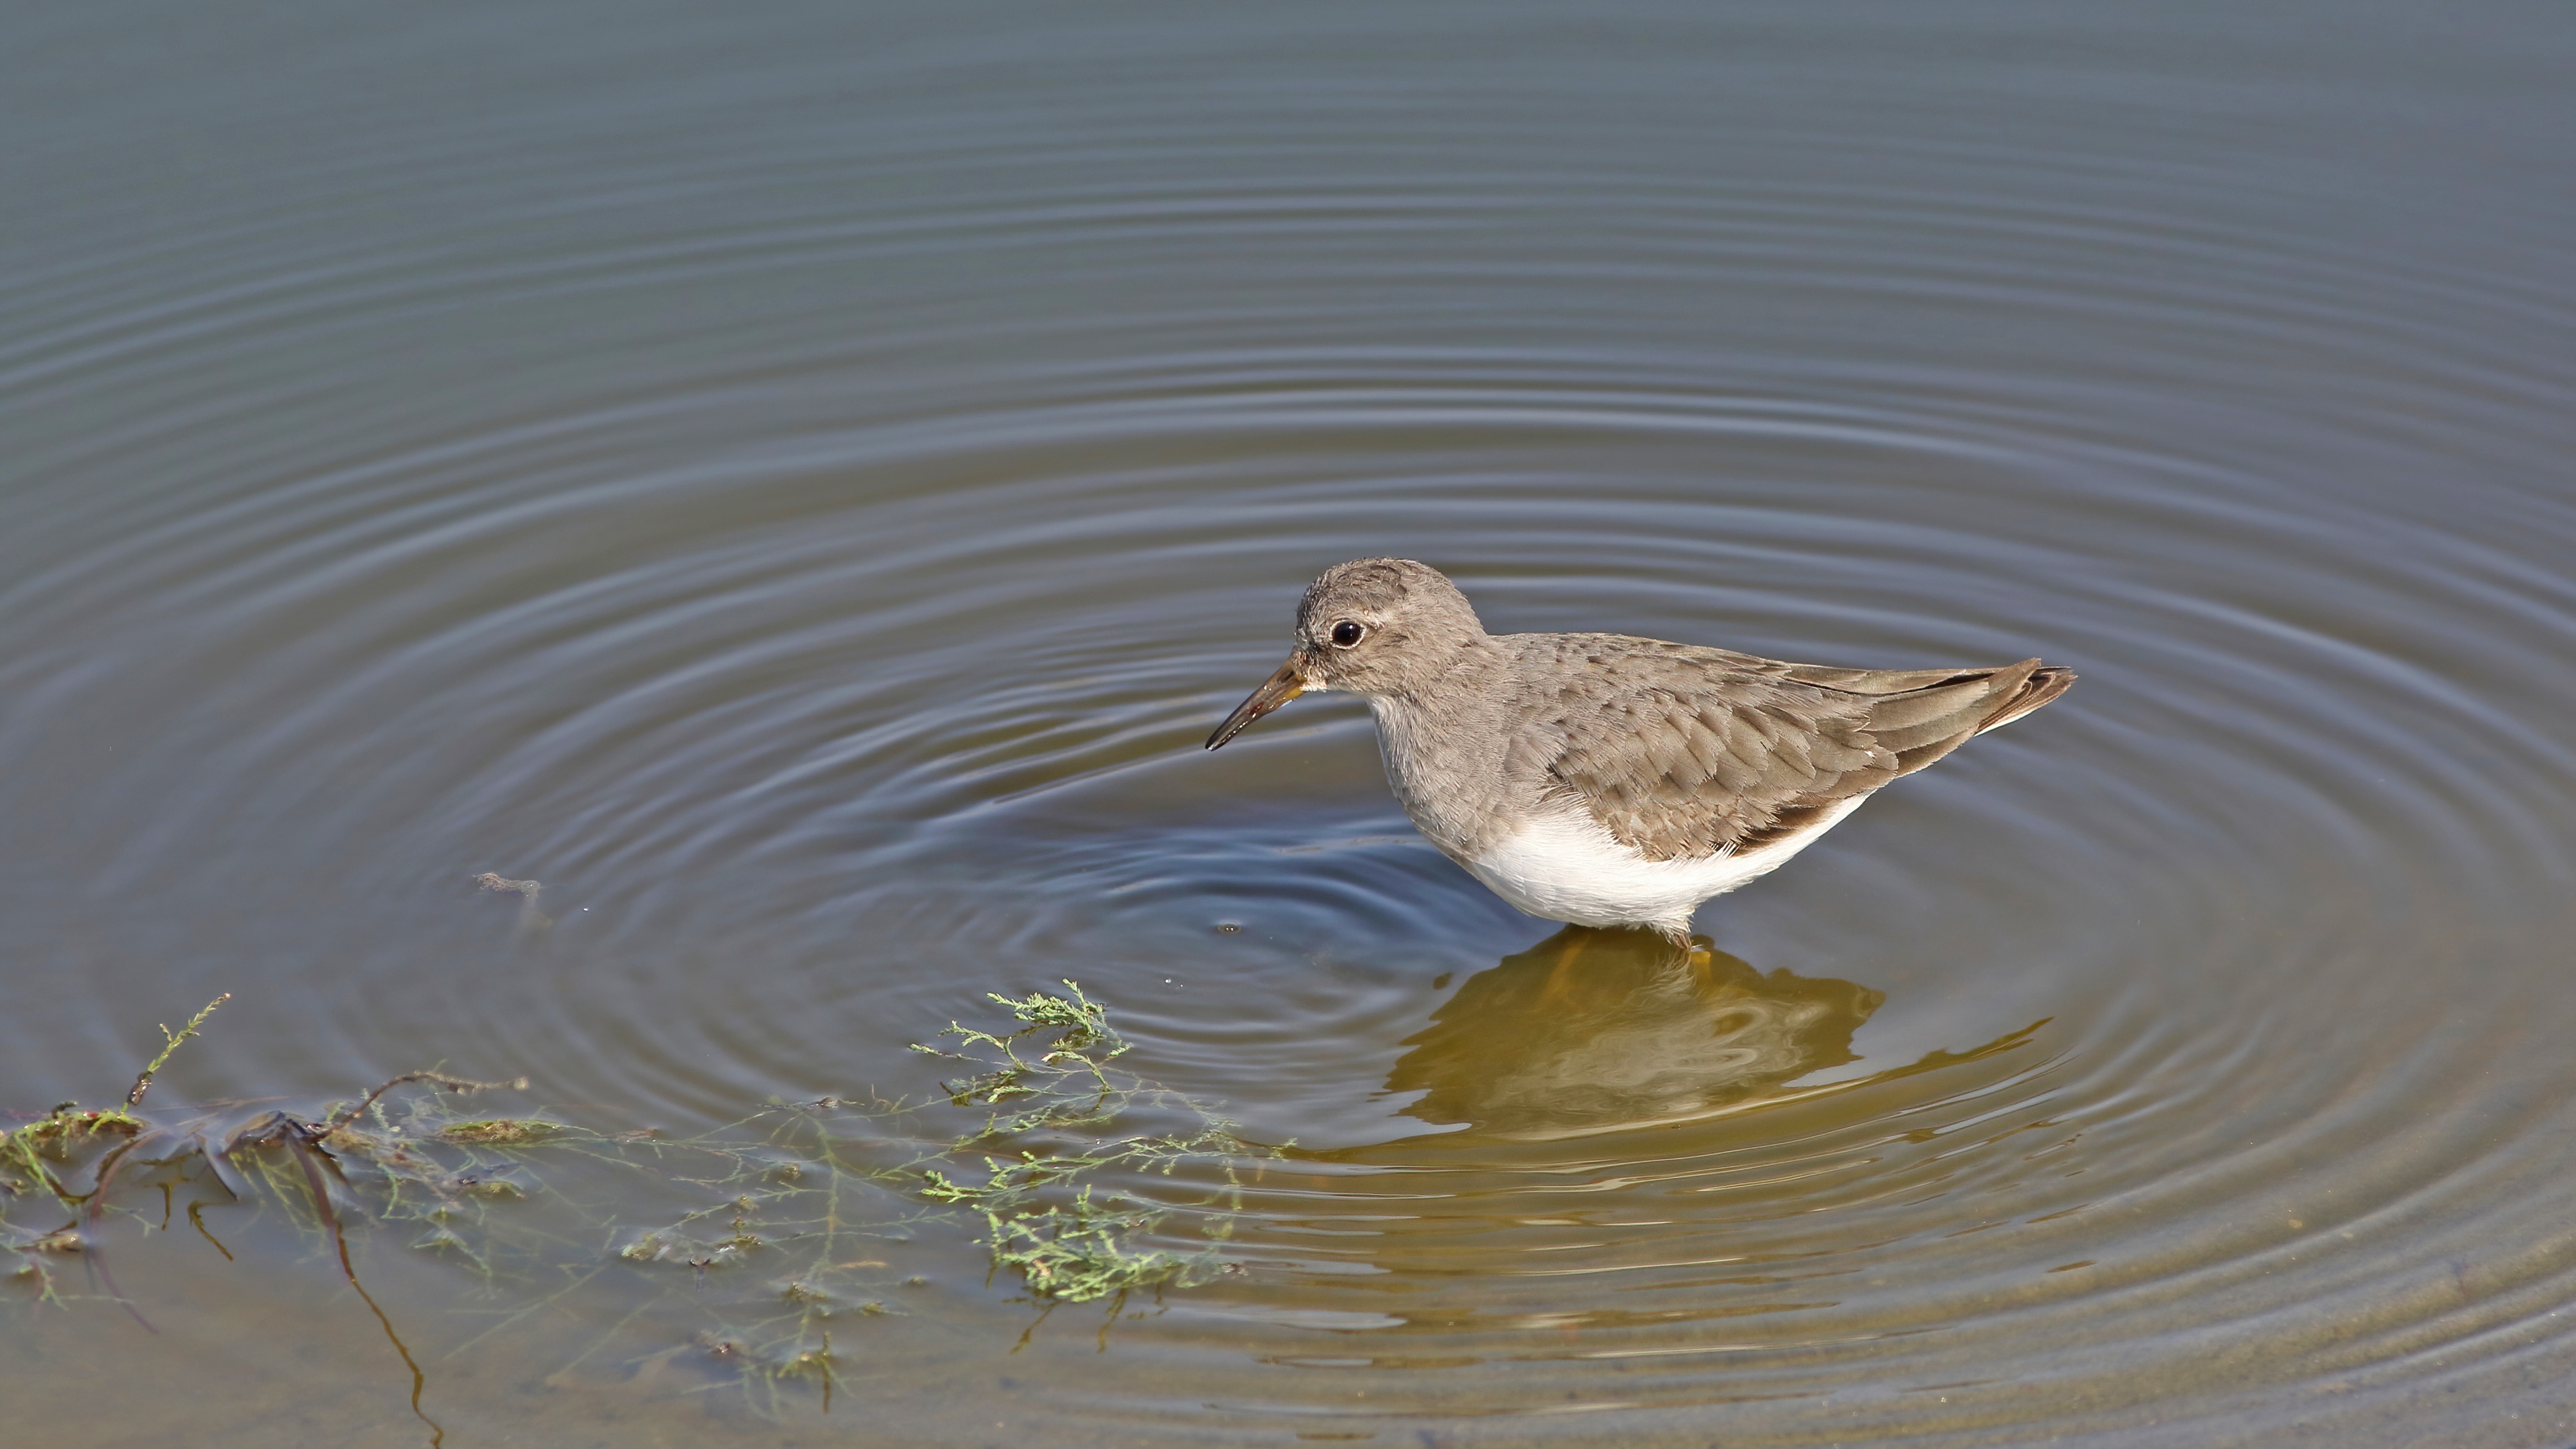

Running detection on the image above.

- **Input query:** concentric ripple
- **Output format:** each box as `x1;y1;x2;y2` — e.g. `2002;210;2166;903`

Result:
5;3;2576;1445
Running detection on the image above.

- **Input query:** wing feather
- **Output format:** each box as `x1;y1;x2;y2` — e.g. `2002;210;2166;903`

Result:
1511;637;2069;862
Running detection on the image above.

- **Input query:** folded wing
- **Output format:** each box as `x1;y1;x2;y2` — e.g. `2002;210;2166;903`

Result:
1511;636;2072;861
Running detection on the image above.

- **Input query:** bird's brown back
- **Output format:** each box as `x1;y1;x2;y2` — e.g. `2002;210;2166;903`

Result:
1500;633;2073;861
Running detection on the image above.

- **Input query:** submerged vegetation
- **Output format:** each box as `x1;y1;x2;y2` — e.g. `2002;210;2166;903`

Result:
915;980;1262;1303
1;979;1270;1413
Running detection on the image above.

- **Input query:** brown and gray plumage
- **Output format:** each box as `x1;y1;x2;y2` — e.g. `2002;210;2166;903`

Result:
1206;557;2074;937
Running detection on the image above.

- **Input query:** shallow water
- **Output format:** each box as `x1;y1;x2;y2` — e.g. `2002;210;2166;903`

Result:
7;2;2576;1444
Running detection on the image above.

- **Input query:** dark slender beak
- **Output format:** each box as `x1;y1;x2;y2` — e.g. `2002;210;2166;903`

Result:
1205;658;1309;751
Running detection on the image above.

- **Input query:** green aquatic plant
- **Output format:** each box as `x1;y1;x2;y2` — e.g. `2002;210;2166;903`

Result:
111;991;231;1120
5;979;1269;1410
916;979;1128;1120
911;980;1264;1303
0;992;231;1213
1;993;233;1303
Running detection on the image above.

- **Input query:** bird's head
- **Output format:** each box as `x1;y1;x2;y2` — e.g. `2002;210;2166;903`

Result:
1205;557;1487;749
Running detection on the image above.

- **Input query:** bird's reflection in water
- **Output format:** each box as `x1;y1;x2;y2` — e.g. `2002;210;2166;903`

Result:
1383;926;1895;1143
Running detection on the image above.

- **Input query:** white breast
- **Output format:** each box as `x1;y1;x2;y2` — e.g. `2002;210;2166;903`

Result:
1461;795;1872;934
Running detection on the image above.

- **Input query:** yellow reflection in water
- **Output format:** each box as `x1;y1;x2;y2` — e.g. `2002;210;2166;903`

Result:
1260;928;2055;1358
1381;927;1889;1143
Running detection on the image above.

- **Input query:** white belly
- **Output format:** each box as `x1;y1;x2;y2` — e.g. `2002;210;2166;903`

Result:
1460;796;1871;934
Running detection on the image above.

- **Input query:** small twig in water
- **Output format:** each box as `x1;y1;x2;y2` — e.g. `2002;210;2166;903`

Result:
473;873;550;936
328;1071;528;1132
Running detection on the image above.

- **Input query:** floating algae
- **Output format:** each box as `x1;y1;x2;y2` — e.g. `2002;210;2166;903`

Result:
914;980;1267;1304
2;980;1270;1413
435;1119;562;1146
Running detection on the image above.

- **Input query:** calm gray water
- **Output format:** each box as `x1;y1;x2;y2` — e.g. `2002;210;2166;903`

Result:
7;3;2576;1444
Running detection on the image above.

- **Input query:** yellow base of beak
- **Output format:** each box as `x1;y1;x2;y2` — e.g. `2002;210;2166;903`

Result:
1205;658;1308;750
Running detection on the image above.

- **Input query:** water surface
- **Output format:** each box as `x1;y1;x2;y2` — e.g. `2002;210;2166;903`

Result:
6;3;2576;1444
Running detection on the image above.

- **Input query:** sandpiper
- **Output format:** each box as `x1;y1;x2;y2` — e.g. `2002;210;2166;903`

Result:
1205;558;2073;938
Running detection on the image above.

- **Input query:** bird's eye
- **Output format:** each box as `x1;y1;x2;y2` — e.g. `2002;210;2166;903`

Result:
1330;621;1366;648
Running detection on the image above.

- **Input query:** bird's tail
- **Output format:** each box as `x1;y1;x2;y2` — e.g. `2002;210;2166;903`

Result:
1858;658;2076;776
1976;661;2077;734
